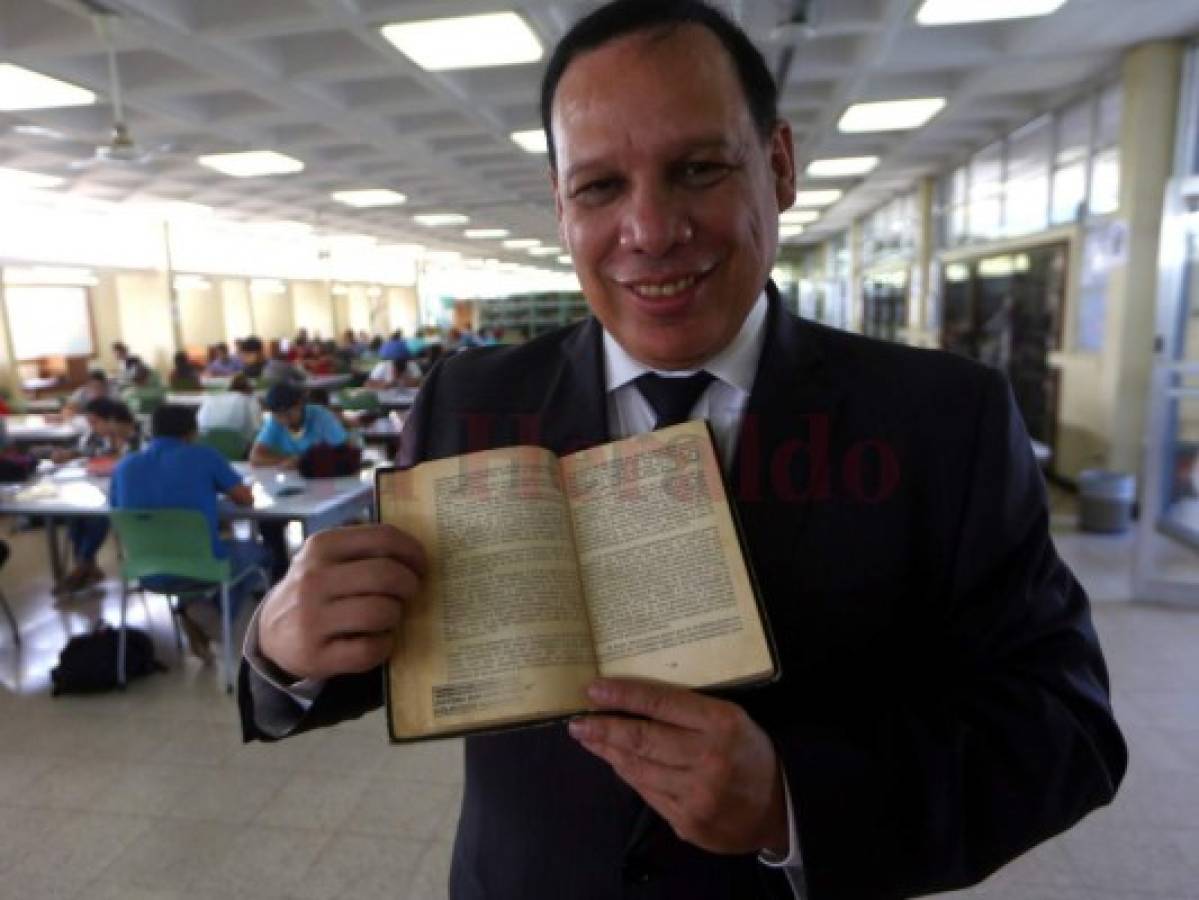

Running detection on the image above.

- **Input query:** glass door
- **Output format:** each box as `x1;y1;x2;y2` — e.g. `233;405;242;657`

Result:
1135;44;1199;604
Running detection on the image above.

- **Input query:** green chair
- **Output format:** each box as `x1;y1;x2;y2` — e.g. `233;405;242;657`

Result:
198;428;249;461
337;389;381;412
123;386;166;415
110;509;268;693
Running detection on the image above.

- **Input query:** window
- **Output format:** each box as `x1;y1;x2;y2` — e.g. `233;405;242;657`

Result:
1005;115;1051;236
1089;84;1122;216
969;142;1004;240
3;285;95;359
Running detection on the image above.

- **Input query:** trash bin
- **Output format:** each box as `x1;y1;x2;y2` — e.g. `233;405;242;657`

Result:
1077;470;1136;534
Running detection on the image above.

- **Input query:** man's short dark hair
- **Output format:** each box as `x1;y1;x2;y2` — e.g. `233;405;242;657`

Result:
151;404;198;439
83;397;118;419
539;0;779;171
87;370;107;384
263;382;304;413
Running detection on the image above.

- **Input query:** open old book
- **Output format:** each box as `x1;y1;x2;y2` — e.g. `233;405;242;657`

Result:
376;419;778;742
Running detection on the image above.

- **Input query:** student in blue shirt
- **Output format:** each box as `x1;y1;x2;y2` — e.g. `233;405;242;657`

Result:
111;404;271;662
249;382;348;468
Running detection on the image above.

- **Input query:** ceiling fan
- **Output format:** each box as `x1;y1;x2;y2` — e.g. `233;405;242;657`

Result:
66;8;185;168
8;3;192;168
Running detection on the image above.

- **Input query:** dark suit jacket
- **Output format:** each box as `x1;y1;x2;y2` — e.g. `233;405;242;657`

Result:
240;289;1125;899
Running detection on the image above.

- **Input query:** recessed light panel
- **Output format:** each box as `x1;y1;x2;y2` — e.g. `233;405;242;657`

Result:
794;190;843;208
331;189;407;208
780;210;821;225
0;64;95;111
780;225;805;239
197;151;304;178
528;246;561;256
465;228;510;239
511;129;548;153
917;0;1068;26
503;239;540;249
414;213;469;226
838;99;946;133
806;157;880;178
381;12;542;72
0;166;64;190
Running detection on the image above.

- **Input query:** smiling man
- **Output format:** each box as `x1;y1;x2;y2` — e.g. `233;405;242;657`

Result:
239;3;1125;898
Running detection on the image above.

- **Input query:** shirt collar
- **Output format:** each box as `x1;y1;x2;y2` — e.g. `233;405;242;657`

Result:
603;290;768;395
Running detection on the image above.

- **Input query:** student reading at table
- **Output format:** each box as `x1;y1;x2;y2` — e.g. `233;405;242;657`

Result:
110;404;270;662
53;398;141;595
61;370;112;419
249;382;347;469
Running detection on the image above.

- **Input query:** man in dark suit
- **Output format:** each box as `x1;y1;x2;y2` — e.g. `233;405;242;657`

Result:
239;2;1125;897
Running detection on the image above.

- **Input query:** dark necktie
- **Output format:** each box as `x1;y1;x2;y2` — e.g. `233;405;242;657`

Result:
633;371;715;429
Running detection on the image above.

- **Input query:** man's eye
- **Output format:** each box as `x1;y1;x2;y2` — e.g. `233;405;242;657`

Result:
679;162;730;187
573;178;620;201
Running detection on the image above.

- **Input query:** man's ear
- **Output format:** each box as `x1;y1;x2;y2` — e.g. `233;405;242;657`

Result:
770;119;797;211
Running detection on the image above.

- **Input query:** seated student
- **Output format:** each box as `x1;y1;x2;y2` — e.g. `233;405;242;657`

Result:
238;336;266;378
249;382;347;469
197;374;262;445
369;356;422;389
62;370;111;418
169;351;203;391
260;351;306;386
204;342;242;377
110;404;270;661
53;398;141;594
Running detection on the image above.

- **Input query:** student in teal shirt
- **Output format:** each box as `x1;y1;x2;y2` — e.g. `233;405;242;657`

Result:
250;382;347;468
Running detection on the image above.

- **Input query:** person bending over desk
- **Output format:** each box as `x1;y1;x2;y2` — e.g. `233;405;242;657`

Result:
110;404;269;662
53;397;141;595
250;383;348;469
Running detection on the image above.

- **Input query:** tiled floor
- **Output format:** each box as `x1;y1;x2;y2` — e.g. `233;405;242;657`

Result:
1;505;1197;900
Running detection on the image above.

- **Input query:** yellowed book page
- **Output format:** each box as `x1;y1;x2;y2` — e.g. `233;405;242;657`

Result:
561;420;773;687
379;446;598;739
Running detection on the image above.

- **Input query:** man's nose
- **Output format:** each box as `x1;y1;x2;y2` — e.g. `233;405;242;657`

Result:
618;183;693;257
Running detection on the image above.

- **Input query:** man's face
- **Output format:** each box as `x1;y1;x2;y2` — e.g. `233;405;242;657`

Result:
551;25;796;370
284;404;305;429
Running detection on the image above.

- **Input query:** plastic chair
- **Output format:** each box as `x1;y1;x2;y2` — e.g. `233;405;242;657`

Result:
198;428;249;461
124;387;166;415
337;389;381;412
110;509;268;692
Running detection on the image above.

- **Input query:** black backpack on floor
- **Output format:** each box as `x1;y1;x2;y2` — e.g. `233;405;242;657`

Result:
50;624;166;695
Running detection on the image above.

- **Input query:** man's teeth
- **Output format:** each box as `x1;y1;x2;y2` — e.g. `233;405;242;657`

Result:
633;275;698;298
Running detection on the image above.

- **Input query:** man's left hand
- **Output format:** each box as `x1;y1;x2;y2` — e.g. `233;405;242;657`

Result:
568;678;788;856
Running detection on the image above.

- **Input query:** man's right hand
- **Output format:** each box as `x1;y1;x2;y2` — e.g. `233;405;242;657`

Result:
256;524;428;682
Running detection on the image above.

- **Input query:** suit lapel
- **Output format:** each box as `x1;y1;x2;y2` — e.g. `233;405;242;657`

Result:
537;316;611;455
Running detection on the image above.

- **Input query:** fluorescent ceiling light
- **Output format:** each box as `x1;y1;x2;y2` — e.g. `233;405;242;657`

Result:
464;228;510;239
794;189;843;208
0;166;64;190
558;255;573;265
528;246;561;256
780;225;805;239
197;151;304;178
780;209;820;225
916;0;1069;26
380;12;542;72
806;156;880;178
0;64;95;111
503;238;540;249
511;129;548;154
414;213;469;227
331;189;407;208
839;99;946;133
